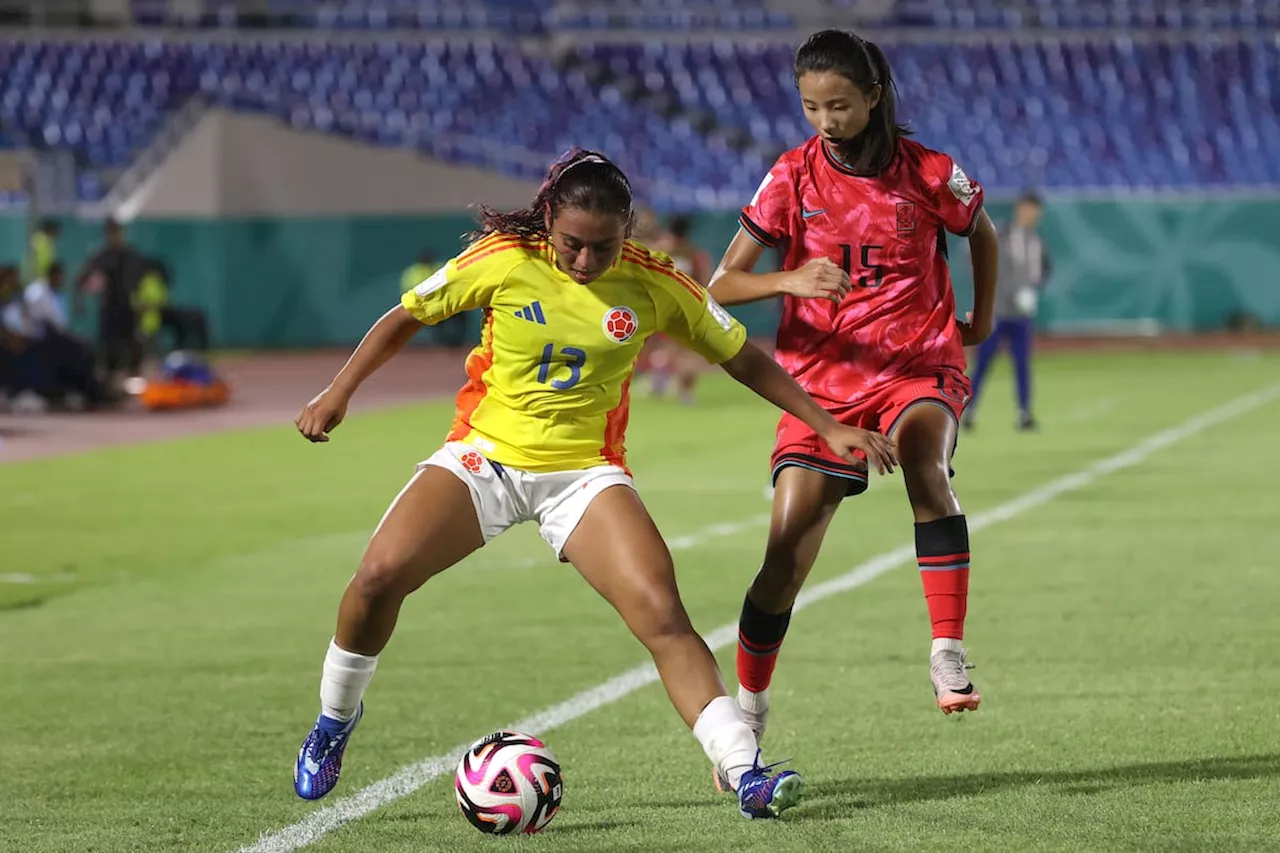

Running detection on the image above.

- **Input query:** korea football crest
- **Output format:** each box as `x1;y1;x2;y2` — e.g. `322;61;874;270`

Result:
896;202;917;236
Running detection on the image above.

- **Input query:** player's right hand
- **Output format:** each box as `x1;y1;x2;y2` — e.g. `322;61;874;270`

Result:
822;425;898;475
295;387;349;443
783;256;851;302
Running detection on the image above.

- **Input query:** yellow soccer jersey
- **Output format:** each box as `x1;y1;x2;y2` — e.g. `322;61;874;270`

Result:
400;233;747;472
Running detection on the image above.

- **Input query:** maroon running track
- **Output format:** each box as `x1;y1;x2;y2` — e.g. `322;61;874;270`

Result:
0;348;469;464
2;333;1276;464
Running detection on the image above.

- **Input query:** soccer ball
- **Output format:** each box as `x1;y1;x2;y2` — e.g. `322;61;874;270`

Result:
454;730;564;835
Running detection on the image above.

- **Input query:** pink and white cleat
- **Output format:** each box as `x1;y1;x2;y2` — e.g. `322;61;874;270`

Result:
931;647;981;714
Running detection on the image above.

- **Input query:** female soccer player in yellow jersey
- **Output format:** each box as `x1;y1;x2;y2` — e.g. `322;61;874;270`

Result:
291;148;897;820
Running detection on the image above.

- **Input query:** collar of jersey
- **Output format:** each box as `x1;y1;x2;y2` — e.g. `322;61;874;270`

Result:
820;136;899;178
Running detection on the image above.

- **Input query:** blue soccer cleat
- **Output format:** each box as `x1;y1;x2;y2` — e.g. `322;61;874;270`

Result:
737;751;804;819
294;703;363;800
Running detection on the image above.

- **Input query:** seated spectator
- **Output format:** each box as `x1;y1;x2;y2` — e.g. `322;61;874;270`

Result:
0;264;51;412
24;262;107;408
25;260;70;334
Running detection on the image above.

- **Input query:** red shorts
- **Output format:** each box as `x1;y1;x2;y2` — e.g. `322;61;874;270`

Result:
771;371;970;497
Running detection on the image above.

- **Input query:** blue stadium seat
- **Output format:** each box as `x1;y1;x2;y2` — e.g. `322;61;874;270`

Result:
831;0;1262;30
130;0;785;32
1;30;1277;206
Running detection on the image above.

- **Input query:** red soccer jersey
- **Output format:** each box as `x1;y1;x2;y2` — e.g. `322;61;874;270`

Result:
738;136;983;408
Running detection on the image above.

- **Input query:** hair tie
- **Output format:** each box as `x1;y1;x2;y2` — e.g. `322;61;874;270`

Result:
851;32;881;85
553;154;632;194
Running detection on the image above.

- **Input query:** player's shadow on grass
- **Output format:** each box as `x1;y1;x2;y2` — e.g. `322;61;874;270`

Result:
548;819;643;834
804;754;1280;817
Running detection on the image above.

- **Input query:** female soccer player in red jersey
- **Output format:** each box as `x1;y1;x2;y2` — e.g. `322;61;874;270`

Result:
707;30;1001;777
289;148;898;819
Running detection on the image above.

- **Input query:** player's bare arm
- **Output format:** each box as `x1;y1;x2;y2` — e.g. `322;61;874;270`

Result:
709;230;851;306
719;340;897;474
295;304;422;442
957;208;1000;346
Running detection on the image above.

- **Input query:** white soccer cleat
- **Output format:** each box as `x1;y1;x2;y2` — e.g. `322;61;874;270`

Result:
931;647;981;714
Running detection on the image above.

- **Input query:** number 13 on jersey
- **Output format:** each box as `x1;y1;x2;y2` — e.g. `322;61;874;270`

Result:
536;343;587;390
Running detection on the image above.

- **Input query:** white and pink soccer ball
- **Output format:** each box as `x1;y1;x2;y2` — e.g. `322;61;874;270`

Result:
454;730;564;835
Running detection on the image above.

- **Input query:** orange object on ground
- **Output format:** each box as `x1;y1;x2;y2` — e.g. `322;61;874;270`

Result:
140;379;231;410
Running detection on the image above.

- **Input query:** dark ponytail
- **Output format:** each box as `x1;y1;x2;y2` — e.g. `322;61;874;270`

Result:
794;29;911;175
468;147;634;243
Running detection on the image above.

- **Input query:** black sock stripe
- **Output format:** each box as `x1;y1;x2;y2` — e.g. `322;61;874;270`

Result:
915;514;970;558
738;594;792;648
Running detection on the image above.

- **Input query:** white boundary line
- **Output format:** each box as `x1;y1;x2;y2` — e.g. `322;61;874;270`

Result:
236;382;1280;853
1062;396;1121;424
501;514;773;571
0;573;77;584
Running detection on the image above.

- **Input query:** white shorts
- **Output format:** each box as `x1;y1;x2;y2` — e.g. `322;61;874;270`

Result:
418;442;636;559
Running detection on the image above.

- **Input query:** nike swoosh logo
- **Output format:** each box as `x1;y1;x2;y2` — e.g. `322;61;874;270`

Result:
801;208;827;219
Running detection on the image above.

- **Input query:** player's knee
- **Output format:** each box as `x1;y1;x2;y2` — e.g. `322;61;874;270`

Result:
626;590;696;649
903;461;960;519
760;544;801;578
352;550;416;603
757;543;812;600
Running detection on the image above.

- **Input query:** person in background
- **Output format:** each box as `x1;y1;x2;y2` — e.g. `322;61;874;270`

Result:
75;218;147;385
401;249;466;349
135;257;211;355
0;264;50;412
630;206;663;246
962;190;1051;432
24;260;69;335
21;262;106;409
135;260;167;349
646;215;712;403
24;218;60;285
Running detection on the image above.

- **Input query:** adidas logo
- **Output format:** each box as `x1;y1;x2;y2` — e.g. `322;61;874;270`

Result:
514;302;547;324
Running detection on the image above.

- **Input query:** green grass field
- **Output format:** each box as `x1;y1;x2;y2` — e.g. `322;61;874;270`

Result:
4;349;1280;853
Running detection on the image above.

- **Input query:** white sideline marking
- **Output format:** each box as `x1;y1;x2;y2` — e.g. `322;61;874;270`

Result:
666;514;771;550
0;573;76;585
0;574;43;584
1063;396;1120;424
489;514;772;572
236;383;1280;853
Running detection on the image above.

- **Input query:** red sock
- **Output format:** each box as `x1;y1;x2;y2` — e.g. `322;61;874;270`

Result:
736;594;792;692
916;516;970;639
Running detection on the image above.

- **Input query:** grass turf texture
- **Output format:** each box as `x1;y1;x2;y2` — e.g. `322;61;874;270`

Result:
3;349;1278;852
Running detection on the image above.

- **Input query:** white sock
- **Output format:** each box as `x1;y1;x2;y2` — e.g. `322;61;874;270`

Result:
693;695;759;791
931;637;964;656
320;639;379;721
737;685;769;716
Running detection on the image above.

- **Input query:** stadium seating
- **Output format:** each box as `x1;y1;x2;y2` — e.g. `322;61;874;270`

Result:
566;37;1280;193
129;0;789;33
837;0;1280;30
0;39;189;201
1;31;1276;208
129;0;1278;32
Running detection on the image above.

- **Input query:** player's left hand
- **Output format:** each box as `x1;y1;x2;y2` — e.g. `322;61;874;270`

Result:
956;311;992;346
822;425;897;475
